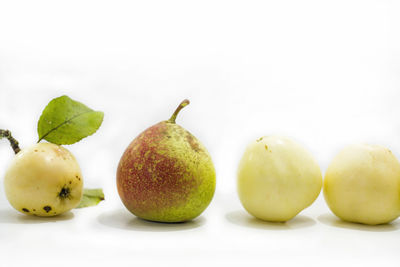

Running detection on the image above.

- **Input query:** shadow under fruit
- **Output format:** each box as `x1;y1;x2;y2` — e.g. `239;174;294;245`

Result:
116;99;216;223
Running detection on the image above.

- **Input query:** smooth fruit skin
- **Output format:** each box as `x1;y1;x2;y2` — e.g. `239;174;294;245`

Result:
4;143;83;216
117;121;216;223
324;144;400;225
237;136;322;222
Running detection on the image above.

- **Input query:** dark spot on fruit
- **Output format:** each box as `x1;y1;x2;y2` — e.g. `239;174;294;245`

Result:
257;137;264;142
69;181;72;184
167;135;171;138
22;208;29;213
34;150;38;152
33;209;36;211
75;175;81;180
59;187;71;199
265;145;268;150
43;206;52;213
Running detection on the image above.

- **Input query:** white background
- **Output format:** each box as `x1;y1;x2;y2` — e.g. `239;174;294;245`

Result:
1;0;400;266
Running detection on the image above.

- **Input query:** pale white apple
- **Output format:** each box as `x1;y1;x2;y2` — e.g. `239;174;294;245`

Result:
324;144;400;225
4;143;83;216
237;136;322;222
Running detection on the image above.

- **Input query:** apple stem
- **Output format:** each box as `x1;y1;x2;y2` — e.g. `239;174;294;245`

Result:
0;129;21;154
168;99;190;123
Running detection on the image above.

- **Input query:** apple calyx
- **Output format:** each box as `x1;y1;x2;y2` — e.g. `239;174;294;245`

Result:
168;99;190;124
58;186;71;199
0;129;21;154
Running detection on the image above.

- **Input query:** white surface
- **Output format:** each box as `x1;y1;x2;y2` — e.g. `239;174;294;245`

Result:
1;0;400;266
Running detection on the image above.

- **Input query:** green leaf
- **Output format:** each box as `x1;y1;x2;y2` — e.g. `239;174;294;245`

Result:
76;188;105;208
37;95;104;145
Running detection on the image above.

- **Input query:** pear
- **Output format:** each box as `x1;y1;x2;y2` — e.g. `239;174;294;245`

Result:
117;99;216;223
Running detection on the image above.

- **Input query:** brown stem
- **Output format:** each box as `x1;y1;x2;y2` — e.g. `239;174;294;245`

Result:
0;129;21;154
168;99;190;123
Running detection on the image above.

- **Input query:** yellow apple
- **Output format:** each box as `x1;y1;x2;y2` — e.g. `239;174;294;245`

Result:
324;144;400;225
4;143;83;216
237;136;322;222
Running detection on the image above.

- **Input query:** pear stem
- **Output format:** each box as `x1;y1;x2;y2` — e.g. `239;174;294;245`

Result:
168;99;190;123
0;129;21;154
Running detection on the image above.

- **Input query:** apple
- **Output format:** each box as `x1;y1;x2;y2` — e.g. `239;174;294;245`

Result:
324;144;400;225
4;143;83;216
237;136;322;222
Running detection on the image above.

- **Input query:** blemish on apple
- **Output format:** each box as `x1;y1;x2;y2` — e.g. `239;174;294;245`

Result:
43;206;52;213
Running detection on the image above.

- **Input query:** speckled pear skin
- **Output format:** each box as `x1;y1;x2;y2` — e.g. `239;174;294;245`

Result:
117;103;216;223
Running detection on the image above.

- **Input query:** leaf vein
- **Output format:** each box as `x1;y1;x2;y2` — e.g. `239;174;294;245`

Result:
38;110;93;142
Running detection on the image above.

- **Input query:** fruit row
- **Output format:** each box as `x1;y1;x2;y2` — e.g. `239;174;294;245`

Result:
238;137;400;225
1;96;399;226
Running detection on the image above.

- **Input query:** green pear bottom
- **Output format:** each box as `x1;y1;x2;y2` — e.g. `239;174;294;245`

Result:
117;121;216;223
